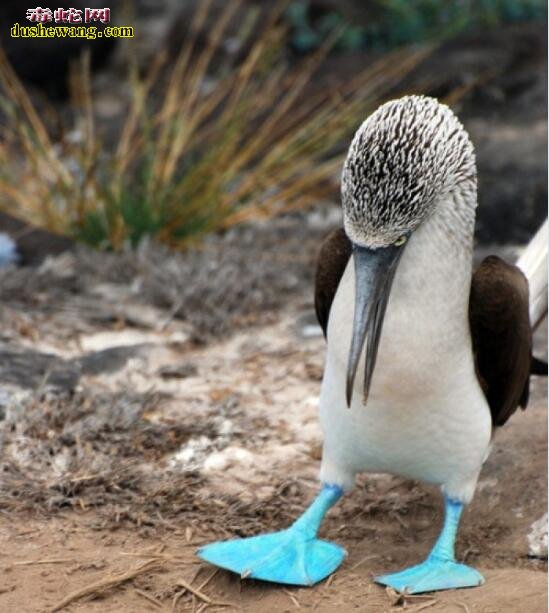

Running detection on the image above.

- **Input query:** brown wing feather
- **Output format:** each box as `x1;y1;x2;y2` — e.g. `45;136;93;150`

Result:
469;256;533;427
314;228;352;338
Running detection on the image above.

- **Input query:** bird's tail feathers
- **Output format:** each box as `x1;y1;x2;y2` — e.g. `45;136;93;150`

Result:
531;356;548;376
517;219;548;332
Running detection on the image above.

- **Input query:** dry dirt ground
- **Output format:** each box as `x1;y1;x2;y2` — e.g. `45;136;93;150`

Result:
0;262;546;613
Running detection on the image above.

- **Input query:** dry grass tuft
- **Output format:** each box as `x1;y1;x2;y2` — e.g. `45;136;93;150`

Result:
0;2;431;250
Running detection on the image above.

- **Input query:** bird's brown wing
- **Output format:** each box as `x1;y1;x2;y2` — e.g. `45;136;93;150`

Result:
469;256;533;427
314;228;352;338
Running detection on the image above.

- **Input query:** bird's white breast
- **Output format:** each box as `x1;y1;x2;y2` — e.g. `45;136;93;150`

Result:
318;203;492;503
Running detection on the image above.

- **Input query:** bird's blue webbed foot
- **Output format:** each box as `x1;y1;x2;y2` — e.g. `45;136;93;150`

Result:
197;484;345;586
197;526;345;585
376;555;484;594
375;497;484;594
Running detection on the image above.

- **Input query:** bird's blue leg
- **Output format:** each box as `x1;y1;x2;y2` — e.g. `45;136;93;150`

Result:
376;496;484;594
197;484;346;586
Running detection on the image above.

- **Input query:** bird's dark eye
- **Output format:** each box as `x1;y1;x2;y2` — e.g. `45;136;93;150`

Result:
394;235;408;247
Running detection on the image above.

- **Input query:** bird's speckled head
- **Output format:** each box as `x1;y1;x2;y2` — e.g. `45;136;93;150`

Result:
341;95;476;249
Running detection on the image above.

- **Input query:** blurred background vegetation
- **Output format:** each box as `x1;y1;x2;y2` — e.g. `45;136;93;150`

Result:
287;0;546;52
0;0;546;254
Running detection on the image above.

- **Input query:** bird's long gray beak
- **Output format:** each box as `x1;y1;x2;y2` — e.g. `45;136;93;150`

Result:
346;244;404;408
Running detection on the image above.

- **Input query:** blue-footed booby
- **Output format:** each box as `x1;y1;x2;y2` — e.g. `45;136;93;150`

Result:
197;95;548;593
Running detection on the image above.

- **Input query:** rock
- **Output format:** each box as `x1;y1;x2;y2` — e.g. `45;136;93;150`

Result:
527;513;548;559
0;213;73;266
157;362;198;379
0;340;139;393
0;348;80;391
0;233;18;266
78;346;142;376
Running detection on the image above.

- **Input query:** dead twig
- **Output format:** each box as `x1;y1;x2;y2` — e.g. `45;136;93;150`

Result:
197;568;219;592
172;589;186;612
135;587;165;609
324;572;337;589
176;576;234;608
49;559;162;612
283;588;301;608
15;529;40;538
349;554;380;571
385;586;437;607
120;551;195;563
391;512;410;530
13;558;74;567
408;600;437;612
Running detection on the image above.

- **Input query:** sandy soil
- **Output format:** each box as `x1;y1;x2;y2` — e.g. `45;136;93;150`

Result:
0;292;546;612
0;518;546;613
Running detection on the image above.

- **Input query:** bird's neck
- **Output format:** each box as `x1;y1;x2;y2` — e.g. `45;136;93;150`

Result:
408;180;476;263
390;180;477;345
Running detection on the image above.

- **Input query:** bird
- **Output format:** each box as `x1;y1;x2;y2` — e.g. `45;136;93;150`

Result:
197;95;548;593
